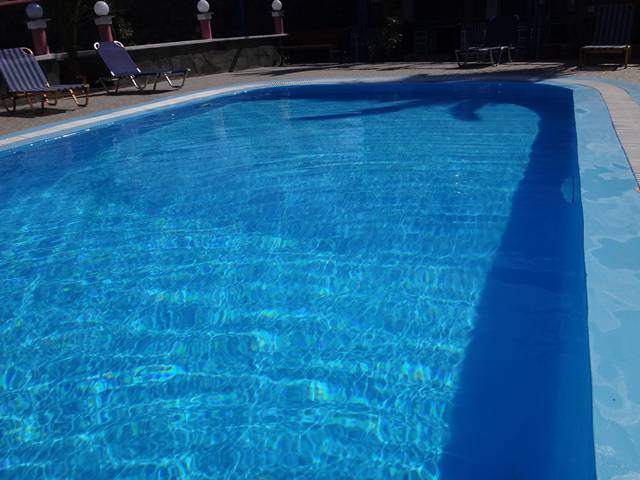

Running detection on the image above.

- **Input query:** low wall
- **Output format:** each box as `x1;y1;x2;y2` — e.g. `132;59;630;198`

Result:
37;34;286;85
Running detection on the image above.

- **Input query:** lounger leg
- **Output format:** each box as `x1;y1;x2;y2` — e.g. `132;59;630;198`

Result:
458;52;469;68
69;86;89;107
131;76;149;91
2;95;16;113
24;93;45;113
114;77;121;95
624;47;630;68
178;71;188;88
164;71;188;89
45;91;58;106
152;73;160;91
82;85;89;106
0;92;17;113
98;77;111;95
25;93;34;111
457;51;468;67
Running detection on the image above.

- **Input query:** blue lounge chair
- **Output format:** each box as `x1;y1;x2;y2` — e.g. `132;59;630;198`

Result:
0;47;89;112
94;41;189;94
579;3;634;69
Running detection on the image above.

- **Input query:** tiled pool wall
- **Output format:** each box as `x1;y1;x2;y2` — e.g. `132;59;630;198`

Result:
1;78;639;479
569;83;640;479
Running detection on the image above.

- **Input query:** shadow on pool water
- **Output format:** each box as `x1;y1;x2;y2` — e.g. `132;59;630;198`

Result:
436;84;595;479
268;82;595;478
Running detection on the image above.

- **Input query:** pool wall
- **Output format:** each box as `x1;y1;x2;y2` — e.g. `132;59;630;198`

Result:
570;84;640;479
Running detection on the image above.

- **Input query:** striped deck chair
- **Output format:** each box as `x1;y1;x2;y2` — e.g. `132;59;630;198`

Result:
0;48;89;112
579;3;635;68
94;41;189;94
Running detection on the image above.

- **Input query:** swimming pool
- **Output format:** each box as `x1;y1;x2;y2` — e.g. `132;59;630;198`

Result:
0;82;597;478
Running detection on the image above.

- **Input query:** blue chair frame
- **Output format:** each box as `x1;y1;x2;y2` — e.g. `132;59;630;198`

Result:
94;41;189;94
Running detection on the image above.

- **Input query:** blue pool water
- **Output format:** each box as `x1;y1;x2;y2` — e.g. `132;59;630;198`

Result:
0;83;595;479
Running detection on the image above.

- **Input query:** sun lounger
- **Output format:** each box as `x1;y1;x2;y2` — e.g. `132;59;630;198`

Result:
456;16;518;67
94;41;189;94
0;47;89;112
579;3;634;69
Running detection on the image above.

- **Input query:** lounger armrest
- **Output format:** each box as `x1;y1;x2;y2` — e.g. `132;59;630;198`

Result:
137;69;190;76
50;83;88;90
166;69;190;75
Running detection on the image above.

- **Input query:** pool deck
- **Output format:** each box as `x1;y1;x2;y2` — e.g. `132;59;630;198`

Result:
2;61;640;479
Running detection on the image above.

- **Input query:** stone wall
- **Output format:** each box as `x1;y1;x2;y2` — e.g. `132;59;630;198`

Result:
37;34;286;85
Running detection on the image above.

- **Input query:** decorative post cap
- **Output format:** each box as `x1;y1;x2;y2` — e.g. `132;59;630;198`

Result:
25;2;44;19
93;1;110;17
271;0;283;11
197;0;210;13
